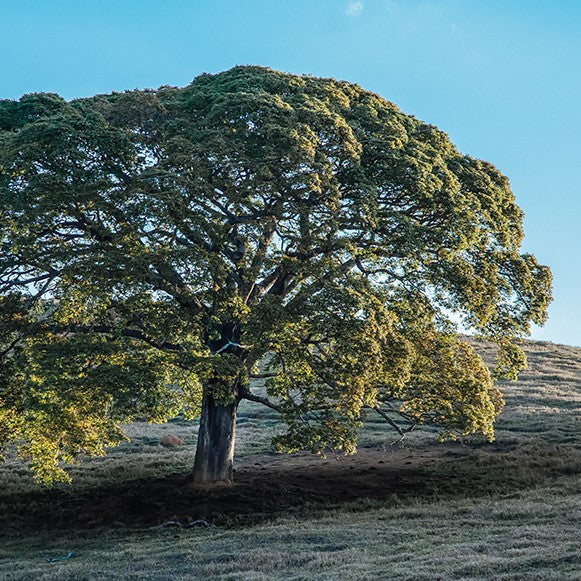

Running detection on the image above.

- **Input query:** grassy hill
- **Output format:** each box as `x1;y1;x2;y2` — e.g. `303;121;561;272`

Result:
0;338;579;580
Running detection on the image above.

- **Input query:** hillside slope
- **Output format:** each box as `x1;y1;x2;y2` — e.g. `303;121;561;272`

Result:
0;338;580;579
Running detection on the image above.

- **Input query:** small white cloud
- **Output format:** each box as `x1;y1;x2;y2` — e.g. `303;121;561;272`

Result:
346;1;364;16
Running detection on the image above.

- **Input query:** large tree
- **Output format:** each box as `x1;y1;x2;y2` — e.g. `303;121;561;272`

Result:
0;67;551;484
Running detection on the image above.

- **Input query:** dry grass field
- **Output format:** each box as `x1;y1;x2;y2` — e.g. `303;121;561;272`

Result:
0;338;579;580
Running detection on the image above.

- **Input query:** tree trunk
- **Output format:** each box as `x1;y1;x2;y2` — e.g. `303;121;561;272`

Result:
192;389;238;484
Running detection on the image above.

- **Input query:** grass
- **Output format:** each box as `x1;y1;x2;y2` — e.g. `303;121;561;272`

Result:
2;483;579;580
0;338;580;580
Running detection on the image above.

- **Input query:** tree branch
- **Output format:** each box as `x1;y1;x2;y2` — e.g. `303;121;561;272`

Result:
367;405;416;439
238;387;282;412
47;324;183;352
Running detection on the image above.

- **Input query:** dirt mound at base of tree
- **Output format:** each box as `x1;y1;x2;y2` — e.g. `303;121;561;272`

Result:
3;441;577;531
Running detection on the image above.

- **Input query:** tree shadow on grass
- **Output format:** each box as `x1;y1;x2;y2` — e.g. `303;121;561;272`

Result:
1;440;578;531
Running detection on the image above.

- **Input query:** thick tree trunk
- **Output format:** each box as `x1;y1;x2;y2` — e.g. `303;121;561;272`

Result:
193;319;245;484
192;390;238;484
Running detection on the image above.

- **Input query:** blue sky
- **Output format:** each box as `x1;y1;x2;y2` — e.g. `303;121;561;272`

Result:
1;0;579;345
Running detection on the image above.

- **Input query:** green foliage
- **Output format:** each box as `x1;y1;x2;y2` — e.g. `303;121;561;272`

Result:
0;67;551;483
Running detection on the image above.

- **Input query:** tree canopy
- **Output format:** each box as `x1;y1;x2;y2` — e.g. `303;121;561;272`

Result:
0;66;551;483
